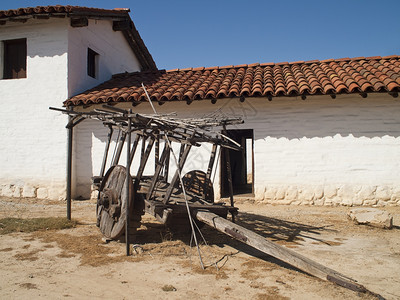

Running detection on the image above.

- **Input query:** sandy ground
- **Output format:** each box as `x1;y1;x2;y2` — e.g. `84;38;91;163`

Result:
0;197;399;300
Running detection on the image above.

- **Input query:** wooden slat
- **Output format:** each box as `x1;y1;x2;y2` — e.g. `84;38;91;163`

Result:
163;144;192;204
204;144;217;200
146;143;170;201
195;210;378;295
136;137;155;181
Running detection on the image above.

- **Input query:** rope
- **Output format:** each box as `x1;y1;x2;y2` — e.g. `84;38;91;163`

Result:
142;83;206;269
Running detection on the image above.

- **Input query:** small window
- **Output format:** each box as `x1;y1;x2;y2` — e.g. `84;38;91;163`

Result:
87;48;98;78
3;38;27;79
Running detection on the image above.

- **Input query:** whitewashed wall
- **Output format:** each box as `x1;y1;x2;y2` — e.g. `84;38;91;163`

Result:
67;19;141;96
69;19;142;198
0;18;69;200
0;18;143;200
75;93;400;206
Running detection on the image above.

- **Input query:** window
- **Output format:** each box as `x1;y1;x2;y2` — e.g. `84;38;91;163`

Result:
87;48;98;78
3;38;27;79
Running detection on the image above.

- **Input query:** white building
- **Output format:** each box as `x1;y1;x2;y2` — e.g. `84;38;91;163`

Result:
66;59;400;207
0;6;156;200
1;6;399;207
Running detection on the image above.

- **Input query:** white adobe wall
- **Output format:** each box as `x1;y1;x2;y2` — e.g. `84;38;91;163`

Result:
67;19;142;96
68;19;142;198
0;17;143;200
244;95;400;207
0;18;69;200
75;93;400;206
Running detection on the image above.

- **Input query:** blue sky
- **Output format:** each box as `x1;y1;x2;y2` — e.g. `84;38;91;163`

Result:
2;1;400;70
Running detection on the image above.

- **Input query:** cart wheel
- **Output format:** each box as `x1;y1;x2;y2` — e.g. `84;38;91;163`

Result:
96;165;143;240
181;170;214;204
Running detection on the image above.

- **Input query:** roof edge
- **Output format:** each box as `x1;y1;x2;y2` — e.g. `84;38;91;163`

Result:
164;55;399;73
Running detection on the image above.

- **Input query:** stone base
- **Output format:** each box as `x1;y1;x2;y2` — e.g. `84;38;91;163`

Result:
254;184;400;206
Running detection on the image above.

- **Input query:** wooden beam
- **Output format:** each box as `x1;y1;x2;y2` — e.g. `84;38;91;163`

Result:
163;144;192;204
163;146;170;181
194;210;381;297
146;143;170;201
128;134;141;167
204;144;217;200
99;125;113;178
70;17;88;27
111;131;126;166
154;133;160;173
125;110;132;255
222;126;234;214
113;20;132;31
135;137;155;181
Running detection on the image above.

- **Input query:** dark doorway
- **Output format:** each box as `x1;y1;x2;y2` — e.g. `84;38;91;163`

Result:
221;129;254;197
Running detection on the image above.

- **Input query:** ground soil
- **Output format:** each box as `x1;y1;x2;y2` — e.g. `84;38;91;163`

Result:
0;196;399;299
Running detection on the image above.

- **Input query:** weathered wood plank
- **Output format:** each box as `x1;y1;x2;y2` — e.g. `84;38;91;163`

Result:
146;143;170;201
163;144;192;204
136;137;155;181
194;210;377;295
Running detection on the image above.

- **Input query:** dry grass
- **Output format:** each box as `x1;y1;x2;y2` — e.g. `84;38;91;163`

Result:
0;247;13;252
255;286;290;300
19;283;38;290
0;217;77;234
14;249;41;261
161;284;177;292
33;231;128;266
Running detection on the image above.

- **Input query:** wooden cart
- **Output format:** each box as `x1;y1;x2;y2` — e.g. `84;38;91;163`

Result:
50;104;383;298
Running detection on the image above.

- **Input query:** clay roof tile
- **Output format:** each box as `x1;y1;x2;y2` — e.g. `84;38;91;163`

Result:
65;56;400;106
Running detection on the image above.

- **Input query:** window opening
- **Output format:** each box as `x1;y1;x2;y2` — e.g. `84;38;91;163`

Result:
87;48;98;78
3;38;27;79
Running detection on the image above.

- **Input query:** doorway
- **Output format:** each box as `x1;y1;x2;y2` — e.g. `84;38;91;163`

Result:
221;129;254;197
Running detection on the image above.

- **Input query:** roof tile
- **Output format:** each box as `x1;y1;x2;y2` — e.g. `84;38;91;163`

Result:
65;56;400;106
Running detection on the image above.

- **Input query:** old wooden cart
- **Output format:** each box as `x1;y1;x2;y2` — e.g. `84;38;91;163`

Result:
51;105;243;240
50;103;382;298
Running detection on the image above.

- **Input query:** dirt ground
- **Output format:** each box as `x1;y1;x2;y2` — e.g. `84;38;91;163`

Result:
0;197;399;300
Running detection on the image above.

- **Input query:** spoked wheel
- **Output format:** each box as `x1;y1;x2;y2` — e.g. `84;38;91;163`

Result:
96;165;143;241
166;170;214;233
181;170;214;204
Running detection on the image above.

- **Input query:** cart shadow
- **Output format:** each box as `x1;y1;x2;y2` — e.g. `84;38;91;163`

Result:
136;210;337;248
235;211;336;246
135;211;337;274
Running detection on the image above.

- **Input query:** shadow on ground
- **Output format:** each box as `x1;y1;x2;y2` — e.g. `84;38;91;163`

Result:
133;210;337;274
236;211;336;246
136;211;334;245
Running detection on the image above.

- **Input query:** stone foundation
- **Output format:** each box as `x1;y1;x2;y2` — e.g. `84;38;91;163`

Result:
254;185;400;206
1;181;399;207
0;183;66;201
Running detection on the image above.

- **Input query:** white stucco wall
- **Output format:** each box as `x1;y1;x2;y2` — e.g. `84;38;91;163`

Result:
0;18;69;200
67;19;141;96
75;93;400;206
0;17;143;200
68;19;143;198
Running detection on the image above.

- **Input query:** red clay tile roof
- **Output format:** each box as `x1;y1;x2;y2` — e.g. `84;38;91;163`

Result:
65;56;400;107
0;6;156;71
